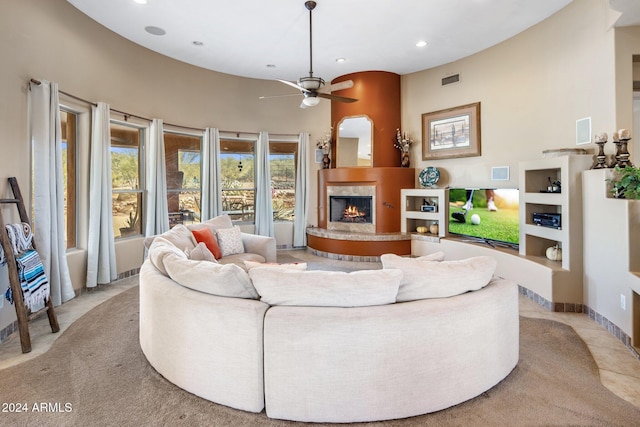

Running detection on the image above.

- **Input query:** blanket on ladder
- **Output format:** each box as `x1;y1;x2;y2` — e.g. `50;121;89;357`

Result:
5;249;50;310
2;223;49;310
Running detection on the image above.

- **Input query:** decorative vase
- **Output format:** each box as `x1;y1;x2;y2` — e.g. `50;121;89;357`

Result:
401;151;410;168
322;153;331;169
545;244;562;261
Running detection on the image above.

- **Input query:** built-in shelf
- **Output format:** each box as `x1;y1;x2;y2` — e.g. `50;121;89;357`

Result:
400;188;448;238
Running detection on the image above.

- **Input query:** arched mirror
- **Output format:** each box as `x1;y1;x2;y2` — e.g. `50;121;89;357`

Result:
336;115;373;167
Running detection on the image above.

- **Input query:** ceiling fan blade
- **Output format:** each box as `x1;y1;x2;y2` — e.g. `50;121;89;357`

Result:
259;93;302;100
321;79;354;93
277;79;309;93
317;93;358;103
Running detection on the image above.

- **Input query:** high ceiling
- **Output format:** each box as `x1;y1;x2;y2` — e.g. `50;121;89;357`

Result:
67;0;637;84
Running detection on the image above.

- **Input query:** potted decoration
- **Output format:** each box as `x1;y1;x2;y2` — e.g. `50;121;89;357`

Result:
317;131;332;169
608;165;640;199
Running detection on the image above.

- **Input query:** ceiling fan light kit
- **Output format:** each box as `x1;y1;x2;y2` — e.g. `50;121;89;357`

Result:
261;0;358;108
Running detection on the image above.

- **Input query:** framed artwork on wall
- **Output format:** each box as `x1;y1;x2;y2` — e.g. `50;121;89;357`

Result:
315;149;324;163
422;102;481;160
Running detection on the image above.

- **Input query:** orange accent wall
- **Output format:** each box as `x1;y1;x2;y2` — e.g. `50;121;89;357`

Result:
331;71;401;167
307;234;411;257
318;167;415;233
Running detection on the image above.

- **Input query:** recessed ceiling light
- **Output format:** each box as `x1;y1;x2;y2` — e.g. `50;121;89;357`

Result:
145;26;166;36
192;41;204;46
416;40;428;48
133;0;148;4
265;64;276;68
336;58;346;63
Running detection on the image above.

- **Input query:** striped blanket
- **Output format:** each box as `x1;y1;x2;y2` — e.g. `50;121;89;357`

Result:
2;223;49;310
5;249;50;310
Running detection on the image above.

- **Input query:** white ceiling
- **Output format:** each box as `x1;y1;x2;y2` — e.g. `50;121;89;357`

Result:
67;0;639;84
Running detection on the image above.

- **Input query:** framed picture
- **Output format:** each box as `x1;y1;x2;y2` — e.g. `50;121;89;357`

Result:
422;102;481;160
315;149;324;164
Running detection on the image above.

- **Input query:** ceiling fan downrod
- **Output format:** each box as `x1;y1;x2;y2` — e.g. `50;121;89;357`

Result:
305;1;317;78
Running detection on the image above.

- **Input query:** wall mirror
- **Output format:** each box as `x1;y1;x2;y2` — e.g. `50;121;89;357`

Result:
336;115;373;167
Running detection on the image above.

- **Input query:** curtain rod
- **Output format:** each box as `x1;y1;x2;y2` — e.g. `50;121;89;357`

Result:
29;78;301;138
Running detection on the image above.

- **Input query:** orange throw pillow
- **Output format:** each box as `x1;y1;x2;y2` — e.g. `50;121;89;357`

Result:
191;228;222;259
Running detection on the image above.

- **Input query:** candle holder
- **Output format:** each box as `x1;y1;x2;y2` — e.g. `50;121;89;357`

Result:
609;140;622;168
591;140;608;169
616;138;634;168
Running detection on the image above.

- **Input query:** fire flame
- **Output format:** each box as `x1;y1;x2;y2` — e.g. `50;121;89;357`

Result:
344;205;365;218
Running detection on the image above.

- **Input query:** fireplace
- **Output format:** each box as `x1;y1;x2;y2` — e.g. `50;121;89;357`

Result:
329;196;373;224
326;185;376;233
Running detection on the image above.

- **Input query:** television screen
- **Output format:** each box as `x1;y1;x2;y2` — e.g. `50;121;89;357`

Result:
448;188;519;248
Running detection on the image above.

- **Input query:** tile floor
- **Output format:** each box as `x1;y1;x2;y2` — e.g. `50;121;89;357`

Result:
0;249;639;410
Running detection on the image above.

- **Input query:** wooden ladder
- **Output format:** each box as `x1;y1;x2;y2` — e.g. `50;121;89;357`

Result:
0;177;59;353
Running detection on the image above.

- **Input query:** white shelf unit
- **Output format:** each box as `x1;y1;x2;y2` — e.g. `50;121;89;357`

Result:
518;154;592;303
400;188;448;238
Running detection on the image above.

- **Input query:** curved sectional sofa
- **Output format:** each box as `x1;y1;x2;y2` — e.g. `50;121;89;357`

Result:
139;217;520;423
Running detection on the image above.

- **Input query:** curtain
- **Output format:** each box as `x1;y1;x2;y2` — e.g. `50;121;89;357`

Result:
86;102;117;288
144;119;169;236
293;132;310;247
201;128;222;220
254;131;274;237
28;80;75;306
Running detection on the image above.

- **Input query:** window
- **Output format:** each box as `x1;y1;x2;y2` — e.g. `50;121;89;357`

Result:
111;122;144;238
164;131;202;227
220;139;255;222
269;141;297;222
60;109;77;248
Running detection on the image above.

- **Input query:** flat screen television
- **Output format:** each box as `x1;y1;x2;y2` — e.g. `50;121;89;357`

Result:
448;188;519;249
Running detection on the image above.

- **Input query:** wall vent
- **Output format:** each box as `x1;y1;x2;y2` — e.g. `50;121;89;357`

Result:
442;74;460;86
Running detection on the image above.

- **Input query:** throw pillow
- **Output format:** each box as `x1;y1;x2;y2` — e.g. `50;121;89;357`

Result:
187;214;233;236
248;268;402;307
243;260;307;270
216;226;244;257
380;254;497;302
191;227;223;259
185;242;217;262
163;252;259;299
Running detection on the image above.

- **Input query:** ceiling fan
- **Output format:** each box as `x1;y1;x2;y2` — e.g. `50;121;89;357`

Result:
260;1;358;108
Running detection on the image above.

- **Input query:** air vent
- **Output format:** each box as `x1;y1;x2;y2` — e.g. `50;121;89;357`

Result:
442;74;460;86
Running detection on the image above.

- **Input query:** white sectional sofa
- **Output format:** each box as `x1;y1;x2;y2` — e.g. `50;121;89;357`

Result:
139;217;519;423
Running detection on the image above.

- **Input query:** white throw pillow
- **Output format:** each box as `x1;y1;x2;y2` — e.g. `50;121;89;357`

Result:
185;242;217;262
148;236;189;276
243;260;307;270
380;253;497;302
248;268;402;307
163;252;258;299
216;226;245;256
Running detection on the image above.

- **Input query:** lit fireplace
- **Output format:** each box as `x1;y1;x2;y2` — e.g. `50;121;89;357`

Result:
330;196;372;224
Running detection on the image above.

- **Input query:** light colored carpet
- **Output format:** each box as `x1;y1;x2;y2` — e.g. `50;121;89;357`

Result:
1;286;640;426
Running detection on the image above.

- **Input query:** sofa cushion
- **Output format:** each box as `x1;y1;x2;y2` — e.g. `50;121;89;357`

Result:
145;224;196;252
163;252;258;299
216;226;245;256
244;260;307;271
380;254;497;302
419;251;445;261
219;253;266;270
191;227;223;259
185;242;217;262
248;268;402;307
148;236;189;276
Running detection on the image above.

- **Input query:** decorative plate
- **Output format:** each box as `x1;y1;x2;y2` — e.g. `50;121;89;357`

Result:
419;167;440;188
